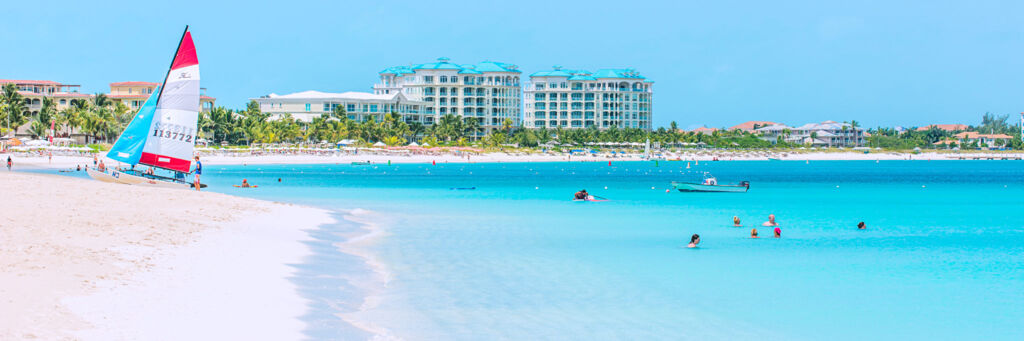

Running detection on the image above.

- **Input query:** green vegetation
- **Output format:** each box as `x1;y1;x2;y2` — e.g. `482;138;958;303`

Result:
3;86;1020;151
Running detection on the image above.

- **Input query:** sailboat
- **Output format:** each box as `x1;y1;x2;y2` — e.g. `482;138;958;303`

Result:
87;26;203;189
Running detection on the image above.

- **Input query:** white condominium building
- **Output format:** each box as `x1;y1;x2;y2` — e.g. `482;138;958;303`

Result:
253;91;428;123
374;58;521;135
524;66;653;130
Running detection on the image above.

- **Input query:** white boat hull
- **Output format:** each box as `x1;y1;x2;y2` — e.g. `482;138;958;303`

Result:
87;168;192;189
672;182;749;193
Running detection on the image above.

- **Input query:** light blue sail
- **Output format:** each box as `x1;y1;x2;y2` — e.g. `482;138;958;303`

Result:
107;87;159;165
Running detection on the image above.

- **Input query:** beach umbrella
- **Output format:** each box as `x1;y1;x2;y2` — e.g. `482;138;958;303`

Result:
408;142;420;147
373;141;387;147
421;143;431;147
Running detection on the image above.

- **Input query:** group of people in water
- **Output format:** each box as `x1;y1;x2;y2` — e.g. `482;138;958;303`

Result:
688;214;867;248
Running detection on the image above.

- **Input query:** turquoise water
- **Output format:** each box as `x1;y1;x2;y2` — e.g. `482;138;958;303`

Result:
60;161;1024;339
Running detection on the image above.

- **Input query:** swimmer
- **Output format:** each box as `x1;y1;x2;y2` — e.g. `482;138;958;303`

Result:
733;216;741;227
762;214;778;227
277;178;281;182
774;227;781;238
687;234;700;248
751;228;759;238
857;221;866;230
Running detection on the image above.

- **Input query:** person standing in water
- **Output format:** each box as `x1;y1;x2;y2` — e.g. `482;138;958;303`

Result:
193;156;202;191
857;222;866;230
688;234;700;248
774;227;782;238
751;228;759;238
763;214;778;227
733;216;742;226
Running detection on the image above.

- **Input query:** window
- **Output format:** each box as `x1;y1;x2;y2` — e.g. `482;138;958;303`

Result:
424;76;434;83
585;94;594;101
536;83;545;90
536;103;545;109
560;82;567;88
571;82;582;90
439;88;447;95
535;111;546;119
305;103;311;112
347;104;356;112
571;93;582;100
560;93;567;100
535;93;545;101
59;99;66;105
440;76;447;83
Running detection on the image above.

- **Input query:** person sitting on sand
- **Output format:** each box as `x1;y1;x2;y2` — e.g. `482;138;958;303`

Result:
762;214;778;227
751;228;759;238
857;221;866;230
733;216;742;226
574;189;589;200
774;227;781;238
688;234;700;248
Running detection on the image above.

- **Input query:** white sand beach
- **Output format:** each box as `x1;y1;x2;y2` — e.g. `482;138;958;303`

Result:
0;171;331;340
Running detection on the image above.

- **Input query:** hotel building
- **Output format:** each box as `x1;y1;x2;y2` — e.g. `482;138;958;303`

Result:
523;66;653;130
254;91;428;123
107;81;216;112
0;79;93;114
374;58;522;134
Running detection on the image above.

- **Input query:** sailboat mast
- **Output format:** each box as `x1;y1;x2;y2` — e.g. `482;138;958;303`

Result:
156;25;190;105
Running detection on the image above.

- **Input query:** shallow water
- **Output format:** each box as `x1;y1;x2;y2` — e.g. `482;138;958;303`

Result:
139;161;1024;339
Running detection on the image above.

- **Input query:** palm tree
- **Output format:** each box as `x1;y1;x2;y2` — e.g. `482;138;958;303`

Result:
463;116;481;140
2;83;28;135
501;118;514;132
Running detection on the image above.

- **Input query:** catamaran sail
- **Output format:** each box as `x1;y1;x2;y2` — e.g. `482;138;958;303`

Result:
107;87;159;165
138;28;200;173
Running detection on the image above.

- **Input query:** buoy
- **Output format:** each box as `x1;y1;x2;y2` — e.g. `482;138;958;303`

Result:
922;185;926;188
651;186;655;189
608;161;612;166
388;160;391;166
535;186;539;189
604;186;608;189
432;160;436;165
665;189;670;193
836;185;840;188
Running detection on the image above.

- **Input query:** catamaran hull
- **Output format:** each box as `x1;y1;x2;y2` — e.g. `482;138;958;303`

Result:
87;168;192;189
672;182;749;193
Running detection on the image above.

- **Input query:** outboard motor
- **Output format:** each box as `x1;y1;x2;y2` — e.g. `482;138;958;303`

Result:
739;181;750;188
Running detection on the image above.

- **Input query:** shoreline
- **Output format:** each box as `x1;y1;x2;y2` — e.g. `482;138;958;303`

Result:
0;172;334;339
4;150;1023;172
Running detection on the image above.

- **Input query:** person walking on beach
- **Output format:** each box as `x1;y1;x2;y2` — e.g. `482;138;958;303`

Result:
193;156;202;191
6;156;12;171
687;234;701;248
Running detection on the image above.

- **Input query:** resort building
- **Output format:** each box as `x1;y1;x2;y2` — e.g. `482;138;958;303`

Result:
0;79;93;114
523;66;652;130
253;91;428;123
916;124;968;132
374;58;521;135
756;121;865;147
730;121;778;133
107;81;216;112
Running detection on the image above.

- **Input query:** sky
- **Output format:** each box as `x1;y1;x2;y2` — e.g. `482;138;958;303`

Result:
2;0;1022;129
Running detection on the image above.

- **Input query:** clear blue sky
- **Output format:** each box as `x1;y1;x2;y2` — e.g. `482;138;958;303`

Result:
3;0;1022;129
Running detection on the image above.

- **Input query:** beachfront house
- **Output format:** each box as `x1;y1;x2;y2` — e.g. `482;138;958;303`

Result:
915;124;969;132
729;121;778;133
253;91;428;124
755;121;865;147
951;132;1013;148
523;66;653;131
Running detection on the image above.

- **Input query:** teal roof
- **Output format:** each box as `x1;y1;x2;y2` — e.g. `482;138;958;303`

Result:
592;68;645;79
530;66;644;80
381;58;520;75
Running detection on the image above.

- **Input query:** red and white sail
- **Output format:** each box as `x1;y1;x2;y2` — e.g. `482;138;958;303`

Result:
139;29;200;173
